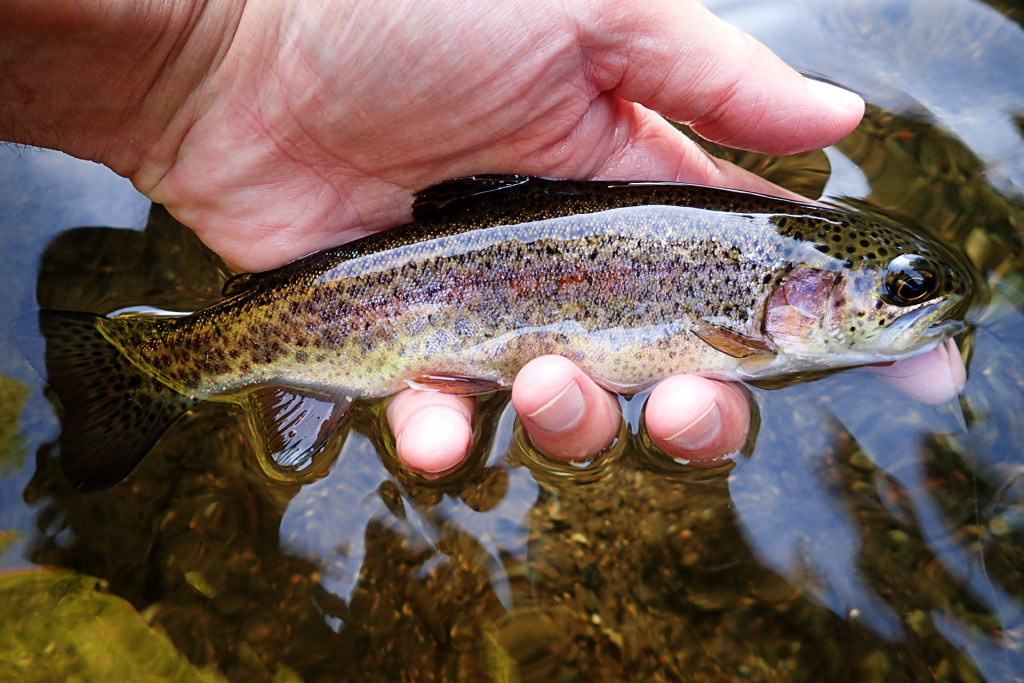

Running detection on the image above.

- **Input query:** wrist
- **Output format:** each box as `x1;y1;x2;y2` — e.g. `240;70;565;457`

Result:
0;0;245;177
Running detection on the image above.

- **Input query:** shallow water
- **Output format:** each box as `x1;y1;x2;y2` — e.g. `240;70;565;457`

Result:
2;1;1024;681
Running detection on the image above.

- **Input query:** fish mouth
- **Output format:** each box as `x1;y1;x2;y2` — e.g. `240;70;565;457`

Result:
890;302;964;352
922;318;965;341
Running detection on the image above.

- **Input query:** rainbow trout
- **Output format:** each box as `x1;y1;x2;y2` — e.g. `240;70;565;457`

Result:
30;175;977;491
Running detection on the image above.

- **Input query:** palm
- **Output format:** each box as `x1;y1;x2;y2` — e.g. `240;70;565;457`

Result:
140;0;843;273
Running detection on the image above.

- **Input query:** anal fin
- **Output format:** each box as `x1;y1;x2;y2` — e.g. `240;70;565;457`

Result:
243;386;354;477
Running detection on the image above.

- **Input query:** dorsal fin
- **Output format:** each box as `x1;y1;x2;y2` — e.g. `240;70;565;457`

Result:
412;175;535;219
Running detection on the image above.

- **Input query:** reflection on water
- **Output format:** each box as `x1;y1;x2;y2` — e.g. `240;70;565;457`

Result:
2;1;1024;681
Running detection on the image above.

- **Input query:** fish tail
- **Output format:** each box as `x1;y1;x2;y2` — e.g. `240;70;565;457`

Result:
21;310;197;492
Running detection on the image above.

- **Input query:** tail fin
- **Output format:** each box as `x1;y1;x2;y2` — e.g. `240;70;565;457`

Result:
20;311;197;492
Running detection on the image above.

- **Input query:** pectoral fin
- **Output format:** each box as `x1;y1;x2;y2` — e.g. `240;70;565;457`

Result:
693;321;778;359
243;386;355;477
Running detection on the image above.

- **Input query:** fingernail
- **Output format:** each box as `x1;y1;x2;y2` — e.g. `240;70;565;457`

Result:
805;78;864;112
666;400;721;451
526;380;585;432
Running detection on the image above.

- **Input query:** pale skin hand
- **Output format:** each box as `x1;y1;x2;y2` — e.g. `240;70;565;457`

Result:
0;0;965;476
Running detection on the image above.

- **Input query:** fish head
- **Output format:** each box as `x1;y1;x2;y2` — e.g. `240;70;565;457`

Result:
763;218;981;367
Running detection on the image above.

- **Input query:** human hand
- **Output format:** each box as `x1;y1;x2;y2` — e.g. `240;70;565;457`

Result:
2;0;963;476
387;341;965;477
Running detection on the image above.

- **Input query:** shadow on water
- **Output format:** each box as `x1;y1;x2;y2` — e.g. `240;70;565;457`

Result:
2;1;1024;681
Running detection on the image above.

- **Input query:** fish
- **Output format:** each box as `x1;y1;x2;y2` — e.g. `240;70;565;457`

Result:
22;175;979;491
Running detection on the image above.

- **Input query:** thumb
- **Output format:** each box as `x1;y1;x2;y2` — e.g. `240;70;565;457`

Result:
580;0;864;155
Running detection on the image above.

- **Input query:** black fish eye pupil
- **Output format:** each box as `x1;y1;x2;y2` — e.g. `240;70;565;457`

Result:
895;273;930;300
882;255;939;306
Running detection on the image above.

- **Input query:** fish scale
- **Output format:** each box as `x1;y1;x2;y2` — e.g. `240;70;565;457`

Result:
147;223;783;394
24;175;978;491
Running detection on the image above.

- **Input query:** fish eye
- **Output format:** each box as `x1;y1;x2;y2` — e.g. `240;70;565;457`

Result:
882;254;940;306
